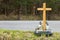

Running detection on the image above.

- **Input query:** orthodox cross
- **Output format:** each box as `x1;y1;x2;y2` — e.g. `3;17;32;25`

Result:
37;3;52;31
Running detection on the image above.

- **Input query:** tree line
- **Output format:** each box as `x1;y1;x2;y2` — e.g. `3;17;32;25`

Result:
0;0;60;20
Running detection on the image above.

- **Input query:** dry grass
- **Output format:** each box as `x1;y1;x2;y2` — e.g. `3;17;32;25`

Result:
0;14;60;20
0;14;40;20
0;29;60;40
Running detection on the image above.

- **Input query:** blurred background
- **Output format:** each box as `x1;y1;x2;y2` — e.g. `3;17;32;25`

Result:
0;0;60;20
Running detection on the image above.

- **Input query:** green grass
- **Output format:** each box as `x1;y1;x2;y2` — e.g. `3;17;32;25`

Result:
0;29;60;40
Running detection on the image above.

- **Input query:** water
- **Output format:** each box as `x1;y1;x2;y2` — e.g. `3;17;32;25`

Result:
0;21;60;32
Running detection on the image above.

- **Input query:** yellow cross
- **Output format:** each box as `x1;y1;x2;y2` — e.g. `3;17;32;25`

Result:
37;3;52;31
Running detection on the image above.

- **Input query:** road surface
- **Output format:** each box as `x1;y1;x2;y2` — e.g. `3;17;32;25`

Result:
0;21;60;32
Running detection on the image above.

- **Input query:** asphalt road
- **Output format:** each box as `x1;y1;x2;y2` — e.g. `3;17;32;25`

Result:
0;21;60;32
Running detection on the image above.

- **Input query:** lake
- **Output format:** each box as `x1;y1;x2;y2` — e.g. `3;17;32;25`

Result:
0;21;60;32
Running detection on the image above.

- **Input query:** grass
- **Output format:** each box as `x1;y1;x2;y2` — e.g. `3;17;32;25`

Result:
0;14;60;20
0;29;60;40
0;14;40;20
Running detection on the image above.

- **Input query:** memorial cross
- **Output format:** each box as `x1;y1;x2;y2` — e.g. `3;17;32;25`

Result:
37;3;52;31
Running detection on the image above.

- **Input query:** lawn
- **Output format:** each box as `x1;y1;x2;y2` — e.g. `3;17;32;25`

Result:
0;29;60;40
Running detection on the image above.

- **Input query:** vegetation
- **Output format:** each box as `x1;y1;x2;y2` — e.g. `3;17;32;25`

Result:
0;30;60;40
0;0;60;20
